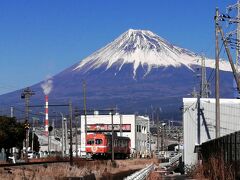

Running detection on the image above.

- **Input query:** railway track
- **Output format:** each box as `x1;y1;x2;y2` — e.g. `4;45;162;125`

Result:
0;158;96;168
0;160;69;167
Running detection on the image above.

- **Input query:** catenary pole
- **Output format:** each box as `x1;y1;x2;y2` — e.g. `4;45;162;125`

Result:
111;110;115;162
215;8;220;138
83;80;87;155
69;101;73;166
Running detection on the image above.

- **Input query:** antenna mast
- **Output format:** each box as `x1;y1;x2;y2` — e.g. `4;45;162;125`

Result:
200;55;210;98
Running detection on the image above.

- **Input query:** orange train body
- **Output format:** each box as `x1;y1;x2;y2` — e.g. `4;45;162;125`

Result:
86;133;131;159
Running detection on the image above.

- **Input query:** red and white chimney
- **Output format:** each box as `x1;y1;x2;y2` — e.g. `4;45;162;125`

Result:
45;95;49;133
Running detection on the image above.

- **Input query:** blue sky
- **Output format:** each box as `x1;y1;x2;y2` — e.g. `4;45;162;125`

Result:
0;0;236;95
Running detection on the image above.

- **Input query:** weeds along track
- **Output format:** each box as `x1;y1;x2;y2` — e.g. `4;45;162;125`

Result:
0;159;155;179
0;157;98;168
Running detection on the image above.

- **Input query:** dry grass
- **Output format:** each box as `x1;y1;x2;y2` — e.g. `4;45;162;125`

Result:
0;163;91;180
29;156;69;163
188;154;235;180
0;160;8;165
0;158;155;179
147;171;162;180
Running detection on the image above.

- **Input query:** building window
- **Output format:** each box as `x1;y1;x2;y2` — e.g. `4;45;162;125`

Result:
136;125;141;132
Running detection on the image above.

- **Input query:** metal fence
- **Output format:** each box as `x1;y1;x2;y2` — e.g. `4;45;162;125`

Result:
124;163;154;180
159;153;182;168
201;131;240;178
0;148;6;161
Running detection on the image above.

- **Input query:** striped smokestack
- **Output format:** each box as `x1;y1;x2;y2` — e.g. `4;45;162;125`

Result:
45;95;49;133
41;77;53;135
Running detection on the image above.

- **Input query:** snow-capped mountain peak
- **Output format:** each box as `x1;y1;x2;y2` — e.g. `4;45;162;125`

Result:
73;29;231;77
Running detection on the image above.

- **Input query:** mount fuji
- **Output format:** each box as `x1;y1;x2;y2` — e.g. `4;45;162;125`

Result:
0;29;234;119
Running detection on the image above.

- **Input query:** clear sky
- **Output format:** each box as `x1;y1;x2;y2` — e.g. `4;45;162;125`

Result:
0;0;236;95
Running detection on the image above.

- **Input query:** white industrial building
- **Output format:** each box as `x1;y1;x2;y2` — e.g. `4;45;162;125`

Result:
35;129;62;152
80;114;150;156
183;98;240;166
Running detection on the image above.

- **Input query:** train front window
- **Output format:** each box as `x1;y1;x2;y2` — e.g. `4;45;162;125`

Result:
95;139;103;145
87;139;94;145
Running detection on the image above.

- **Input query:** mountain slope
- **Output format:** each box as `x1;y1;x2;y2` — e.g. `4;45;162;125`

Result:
0;29;234;119
73;29;231;77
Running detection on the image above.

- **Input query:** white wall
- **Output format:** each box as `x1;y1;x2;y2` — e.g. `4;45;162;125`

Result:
183;98;240;165
80;114;136;155
80;114;150;155
135;116;149;153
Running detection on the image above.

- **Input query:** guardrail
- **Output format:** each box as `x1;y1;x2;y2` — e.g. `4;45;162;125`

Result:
159;153;182;168
124;163;154;180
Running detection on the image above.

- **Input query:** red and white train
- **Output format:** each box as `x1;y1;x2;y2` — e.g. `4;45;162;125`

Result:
86;133;131;159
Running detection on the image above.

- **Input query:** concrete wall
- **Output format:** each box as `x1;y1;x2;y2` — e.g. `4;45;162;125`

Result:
135;116;149;154
183;98;240;165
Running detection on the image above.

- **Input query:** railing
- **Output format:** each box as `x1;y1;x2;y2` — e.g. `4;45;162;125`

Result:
169;153;182;164
0;148;6;161
124;163;154;180
159;153;182;168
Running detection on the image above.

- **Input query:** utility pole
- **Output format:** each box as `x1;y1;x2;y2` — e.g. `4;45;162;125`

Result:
215;8;220;138
161;123;165;151
168;120;170;133
53;113;56;137
236;1;240;74
236;1;240;70
120;114;123;136
50;122;53;151
31;117;38;151
227;0;240;70
60;113;65;157
64;116;68;155
31;118;35;151
219;25;240;92
69;101;73;166
111;110;115;162
200;55;210;98
213;2;240;138
197;94;201;145
178;130;180;152
226;1;240;97
151;106;155;125
21;87;35;161
48;129;50;153
75;108;78;157
156;109;160;152
48;125;53;154
83;80;87;156
191;87;198;98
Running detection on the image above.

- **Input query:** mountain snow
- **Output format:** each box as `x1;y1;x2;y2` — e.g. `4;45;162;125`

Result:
73;29;232;77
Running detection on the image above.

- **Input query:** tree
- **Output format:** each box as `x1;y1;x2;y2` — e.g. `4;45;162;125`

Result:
0;116;26;159
0;116;25;150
